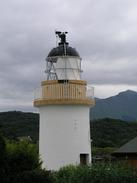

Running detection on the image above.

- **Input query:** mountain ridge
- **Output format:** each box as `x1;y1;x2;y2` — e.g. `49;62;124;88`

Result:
91;90;137;121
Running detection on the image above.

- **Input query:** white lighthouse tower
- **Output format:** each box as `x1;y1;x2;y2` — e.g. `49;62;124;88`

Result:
34;31;95;170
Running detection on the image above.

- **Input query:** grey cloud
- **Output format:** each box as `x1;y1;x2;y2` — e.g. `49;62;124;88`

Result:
0;0;137;111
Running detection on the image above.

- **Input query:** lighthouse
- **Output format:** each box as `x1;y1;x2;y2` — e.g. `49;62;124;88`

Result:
34;31;95;170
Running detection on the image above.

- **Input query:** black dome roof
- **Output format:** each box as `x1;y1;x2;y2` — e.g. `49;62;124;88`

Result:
47;45;80;57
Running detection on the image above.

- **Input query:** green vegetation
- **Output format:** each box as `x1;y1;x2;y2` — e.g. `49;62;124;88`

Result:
54;164;137;183
0;111;39;141
1;111;137;149
0;134;53;183
1;111;137;182
1;132;137;183
92;147;116;156
91;118;137;147
6;140;40;173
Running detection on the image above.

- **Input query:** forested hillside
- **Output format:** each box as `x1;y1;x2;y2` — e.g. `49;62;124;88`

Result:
1;111;137;148
0;111;39;141
91;118;137;147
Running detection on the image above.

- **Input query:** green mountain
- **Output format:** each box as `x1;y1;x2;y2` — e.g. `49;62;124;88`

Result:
1;111;137;148
91;90;137;121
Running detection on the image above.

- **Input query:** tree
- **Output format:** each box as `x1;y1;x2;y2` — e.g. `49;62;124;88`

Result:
6;139;41;174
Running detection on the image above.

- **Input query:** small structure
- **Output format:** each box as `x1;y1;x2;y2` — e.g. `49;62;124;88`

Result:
33;31;95;170
112;136;137;166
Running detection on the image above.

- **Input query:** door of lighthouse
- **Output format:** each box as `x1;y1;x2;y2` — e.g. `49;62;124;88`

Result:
80;154;89;165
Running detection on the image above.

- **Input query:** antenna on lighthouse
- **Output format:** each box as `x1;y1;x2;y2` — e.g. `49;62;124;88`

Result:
55;31;68;45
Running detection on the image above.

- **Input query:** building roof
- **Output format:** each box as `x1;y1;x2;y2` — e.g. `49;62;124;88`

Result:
47;45;80;57
114;136;137;153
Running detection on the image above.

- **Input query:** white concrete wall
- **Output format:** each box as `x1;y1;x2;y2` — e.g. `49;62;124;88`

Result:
39;105;91;170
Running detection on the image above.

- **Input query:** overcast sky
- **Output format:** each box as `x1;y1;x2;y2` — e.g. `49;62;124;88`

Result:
0;0;137;112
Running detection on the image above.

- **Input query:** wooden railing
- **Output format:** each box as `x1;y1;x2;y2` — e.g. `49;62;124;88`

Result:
34;83;94;101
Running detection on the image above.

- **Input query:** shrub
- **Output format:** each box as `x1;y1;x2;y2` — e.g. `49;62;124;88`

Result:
16;169;54;183
6;139;41;173
54;163;137;183
54;165;93;183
